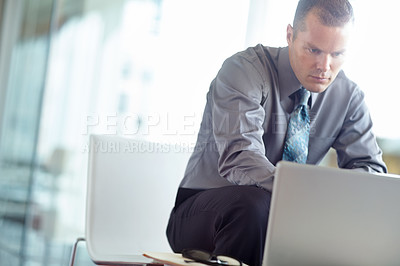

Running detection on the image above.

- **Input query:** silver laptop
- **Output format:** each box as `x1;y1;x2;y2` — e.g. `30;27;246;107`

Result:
263;161;400;266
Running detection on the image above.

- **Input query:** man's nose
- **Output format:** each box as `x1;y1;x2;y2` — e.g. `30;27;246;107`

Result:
317;54;331;72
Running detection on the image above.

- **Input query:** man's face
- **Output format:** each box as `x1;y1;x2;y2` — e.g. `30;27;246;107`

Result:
287;11;352;93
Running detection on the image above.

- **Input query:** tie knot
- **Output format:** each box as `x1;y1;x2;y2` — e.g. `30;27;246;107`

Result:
298;88;310;107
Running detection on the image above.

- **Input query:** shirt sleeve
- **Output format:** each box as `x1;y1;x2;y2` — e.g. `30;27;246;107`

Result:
333;88;387;173
211;54;275;191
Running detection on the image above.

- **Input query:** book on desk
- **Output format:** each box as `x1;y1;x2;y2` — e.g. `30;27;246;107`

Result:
143;251;248;266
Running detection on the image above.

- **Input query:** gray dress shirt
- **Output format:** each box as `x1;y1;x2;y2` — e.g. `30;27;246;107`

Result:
179;44;387;192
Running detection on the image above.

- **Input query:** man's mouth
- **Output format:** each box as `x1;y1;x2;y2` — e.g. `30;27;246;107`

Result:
310;75;330;83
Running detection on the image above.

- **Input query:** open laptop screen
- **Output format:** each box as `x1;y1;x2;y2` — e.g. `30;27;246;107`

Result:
263;161;400;266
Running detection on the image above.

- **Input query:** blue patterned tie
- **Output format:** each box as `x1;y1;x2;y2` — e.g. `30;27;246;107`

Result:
282;87;311;164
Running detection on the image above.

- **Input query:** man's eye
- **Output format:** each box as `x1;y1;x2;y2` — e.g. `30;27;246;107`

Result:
332;52;344;57
308;48;320;54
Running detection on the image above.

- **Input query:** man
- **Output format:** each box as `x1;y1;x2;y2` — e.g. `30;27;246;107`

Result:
167;0;387;265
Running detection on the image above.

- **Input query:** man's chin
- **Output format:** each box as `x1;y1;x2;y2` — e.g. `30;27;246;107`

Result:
309;87;328;93
304;83;330;93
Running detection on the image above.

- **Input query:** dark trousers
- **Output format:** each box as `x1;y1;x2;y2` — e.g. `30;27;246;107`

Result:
166;185;272;266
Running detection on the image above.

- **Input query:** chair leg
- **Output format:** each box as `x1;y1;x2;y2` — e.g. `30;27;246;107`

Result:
69;237;85;266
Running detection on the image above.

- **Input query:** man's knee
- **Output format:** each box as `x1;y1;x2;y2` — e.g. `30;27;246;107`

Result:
223;186;271;221
167;186;272;251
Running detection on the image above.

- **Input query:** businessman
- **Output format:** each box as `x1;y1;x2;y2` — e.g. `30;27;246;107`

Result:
167;0;387;265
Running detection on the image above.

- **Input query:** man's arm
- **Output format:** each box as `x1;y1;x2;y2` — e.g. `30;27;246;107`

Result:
333;88;387;173
211;53;276;191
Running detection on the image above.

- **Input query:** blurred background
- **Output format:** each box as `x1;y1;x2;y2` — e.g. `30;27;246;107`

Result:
0;0;399;265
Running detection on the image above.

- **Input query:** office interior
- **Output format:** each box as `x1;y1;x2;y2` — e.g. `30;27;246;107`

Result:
0;0;399;265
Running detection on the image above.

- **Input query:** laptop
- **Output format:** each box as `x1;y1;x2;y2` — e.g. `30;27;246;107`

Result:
262;161;400;266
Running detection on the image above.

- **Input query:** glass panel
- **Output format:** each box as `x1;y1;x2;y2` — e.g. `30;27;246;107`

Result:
0;0;53;265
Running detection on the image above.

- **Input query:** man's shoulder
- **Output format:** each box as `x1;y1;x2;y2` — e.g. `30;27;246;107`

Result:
222;44;284;79
325;70;364;103
333;70;361;94
232;44;283;64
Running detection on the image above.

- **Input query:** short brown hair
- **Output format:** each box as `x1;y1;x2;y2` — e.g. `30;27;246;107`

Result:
293;0;354;38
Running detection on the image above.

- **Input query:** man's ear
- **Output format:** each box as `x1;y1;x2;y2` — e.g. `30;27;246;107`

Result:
287;24;294;45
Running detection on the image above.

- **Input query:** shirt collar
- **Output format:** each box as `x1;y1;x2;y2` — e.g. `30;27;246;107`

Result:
278;46;317;107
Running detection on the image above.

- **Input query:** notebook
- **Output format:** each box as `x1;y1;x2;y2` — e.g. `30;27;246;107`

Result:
262;161;400;266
